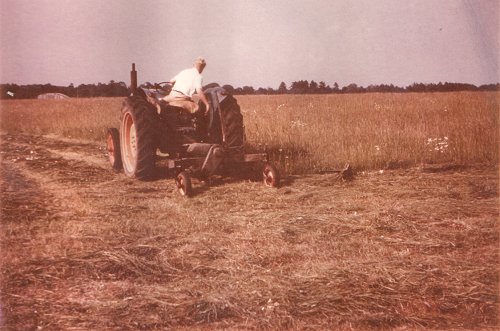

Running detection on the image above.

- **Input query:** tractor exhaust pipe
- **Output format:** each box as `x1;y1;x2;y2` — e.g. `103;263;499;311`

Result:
130;63;137;95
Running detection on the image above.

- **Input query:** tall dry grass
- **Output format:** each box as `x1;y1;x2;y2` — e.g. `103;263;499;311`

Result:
0;98;122;141
1;92;498;173
239;92;499;173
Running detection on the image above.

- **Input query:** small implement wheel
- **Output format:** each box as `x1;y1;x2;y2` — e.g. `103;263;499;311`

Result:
106;128;122;170
263;163;280;188
176;171;193;197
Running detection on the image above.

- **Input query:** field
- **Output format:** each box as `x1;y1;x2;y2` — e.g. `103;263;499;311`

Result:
1;92;498;172
1;92;499;330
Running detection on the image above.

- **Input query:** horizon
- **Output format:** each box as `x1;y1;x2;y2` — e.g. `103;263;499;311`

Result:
1;78;498;91
0;75;500;90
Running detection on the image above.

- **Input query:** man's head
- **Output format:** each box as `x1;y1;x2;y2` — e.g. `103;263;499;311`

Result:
194;57;206;73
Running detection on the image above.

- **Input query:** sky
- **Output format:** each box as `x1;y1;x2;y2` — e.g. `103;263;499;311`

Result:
0;0;499;88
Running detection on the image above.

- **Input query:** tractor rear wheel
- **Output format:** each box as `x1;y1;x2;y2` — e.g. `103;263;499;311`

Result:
120;97;158;179
263;163;280;188
106;128;122;170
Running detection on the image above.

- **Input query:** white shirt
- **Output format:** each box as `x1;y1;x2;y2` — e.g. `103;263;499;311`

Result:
171;67;203;98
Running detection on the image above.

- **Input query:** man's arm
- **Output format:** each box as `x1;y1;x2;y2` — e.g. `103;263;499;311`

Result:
196;87;211;114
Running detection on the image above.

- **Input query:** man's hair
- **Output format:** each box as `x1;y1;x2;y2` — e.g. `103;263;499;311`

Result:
195;57;206;66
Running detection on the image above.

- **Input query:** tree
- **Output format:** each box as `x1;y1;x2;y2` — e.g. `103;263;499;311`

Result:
342;83;360;93
318;81;331;93
309;80;319;93
290;80;309;94
278;82;287;94
222;84;235;94
241;86;255;95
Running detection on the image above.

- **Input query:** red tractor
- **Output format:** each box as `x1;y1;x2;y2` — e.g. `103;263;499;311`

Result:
106;64;280;196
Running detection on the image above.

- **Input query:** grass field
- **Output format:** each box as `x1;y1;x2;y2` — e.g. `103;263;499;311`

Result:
0;92;498;330
1;91;498;173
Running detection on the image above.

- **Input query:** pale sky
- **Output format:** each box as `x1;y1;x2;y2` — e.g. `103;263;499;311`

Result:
0;0;498;88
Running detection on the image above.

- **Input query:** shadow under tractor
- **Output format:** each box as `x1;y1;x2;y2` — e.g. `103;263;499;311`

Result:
105;64;280;196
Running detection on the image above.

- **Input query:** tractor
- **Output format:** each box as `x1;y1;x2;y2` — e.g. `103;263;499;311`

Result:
105;64;280;196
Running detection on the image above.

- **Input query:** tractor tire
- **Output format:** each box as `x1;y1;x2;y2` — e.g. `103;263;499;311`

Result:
120;96;158;180
263;163;280;188
175;171;193;197
220;95;244;148
106;127;122;170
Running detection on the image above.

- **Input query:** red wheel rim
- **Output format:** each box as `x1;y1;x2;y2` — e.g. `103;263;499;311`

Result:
177;175;186;195
122;112;137;172
264;168;274;187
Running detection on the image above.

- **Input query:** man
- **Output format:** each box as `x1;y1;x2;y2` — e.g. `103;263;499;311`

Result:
162;57;211;114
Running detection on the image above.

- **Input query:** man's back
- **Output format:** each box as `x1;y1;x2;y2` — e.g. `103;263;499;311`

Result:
172;67;203;97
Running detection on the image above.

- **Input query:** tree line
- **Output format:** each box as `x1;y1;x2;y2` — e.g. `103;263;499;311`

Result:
0;81;129;99
223;81;499;95
1;80;498;99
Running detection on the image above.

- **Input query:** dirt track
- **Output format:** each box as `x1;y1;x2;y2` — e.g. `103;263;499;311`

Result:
1;133;498;330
